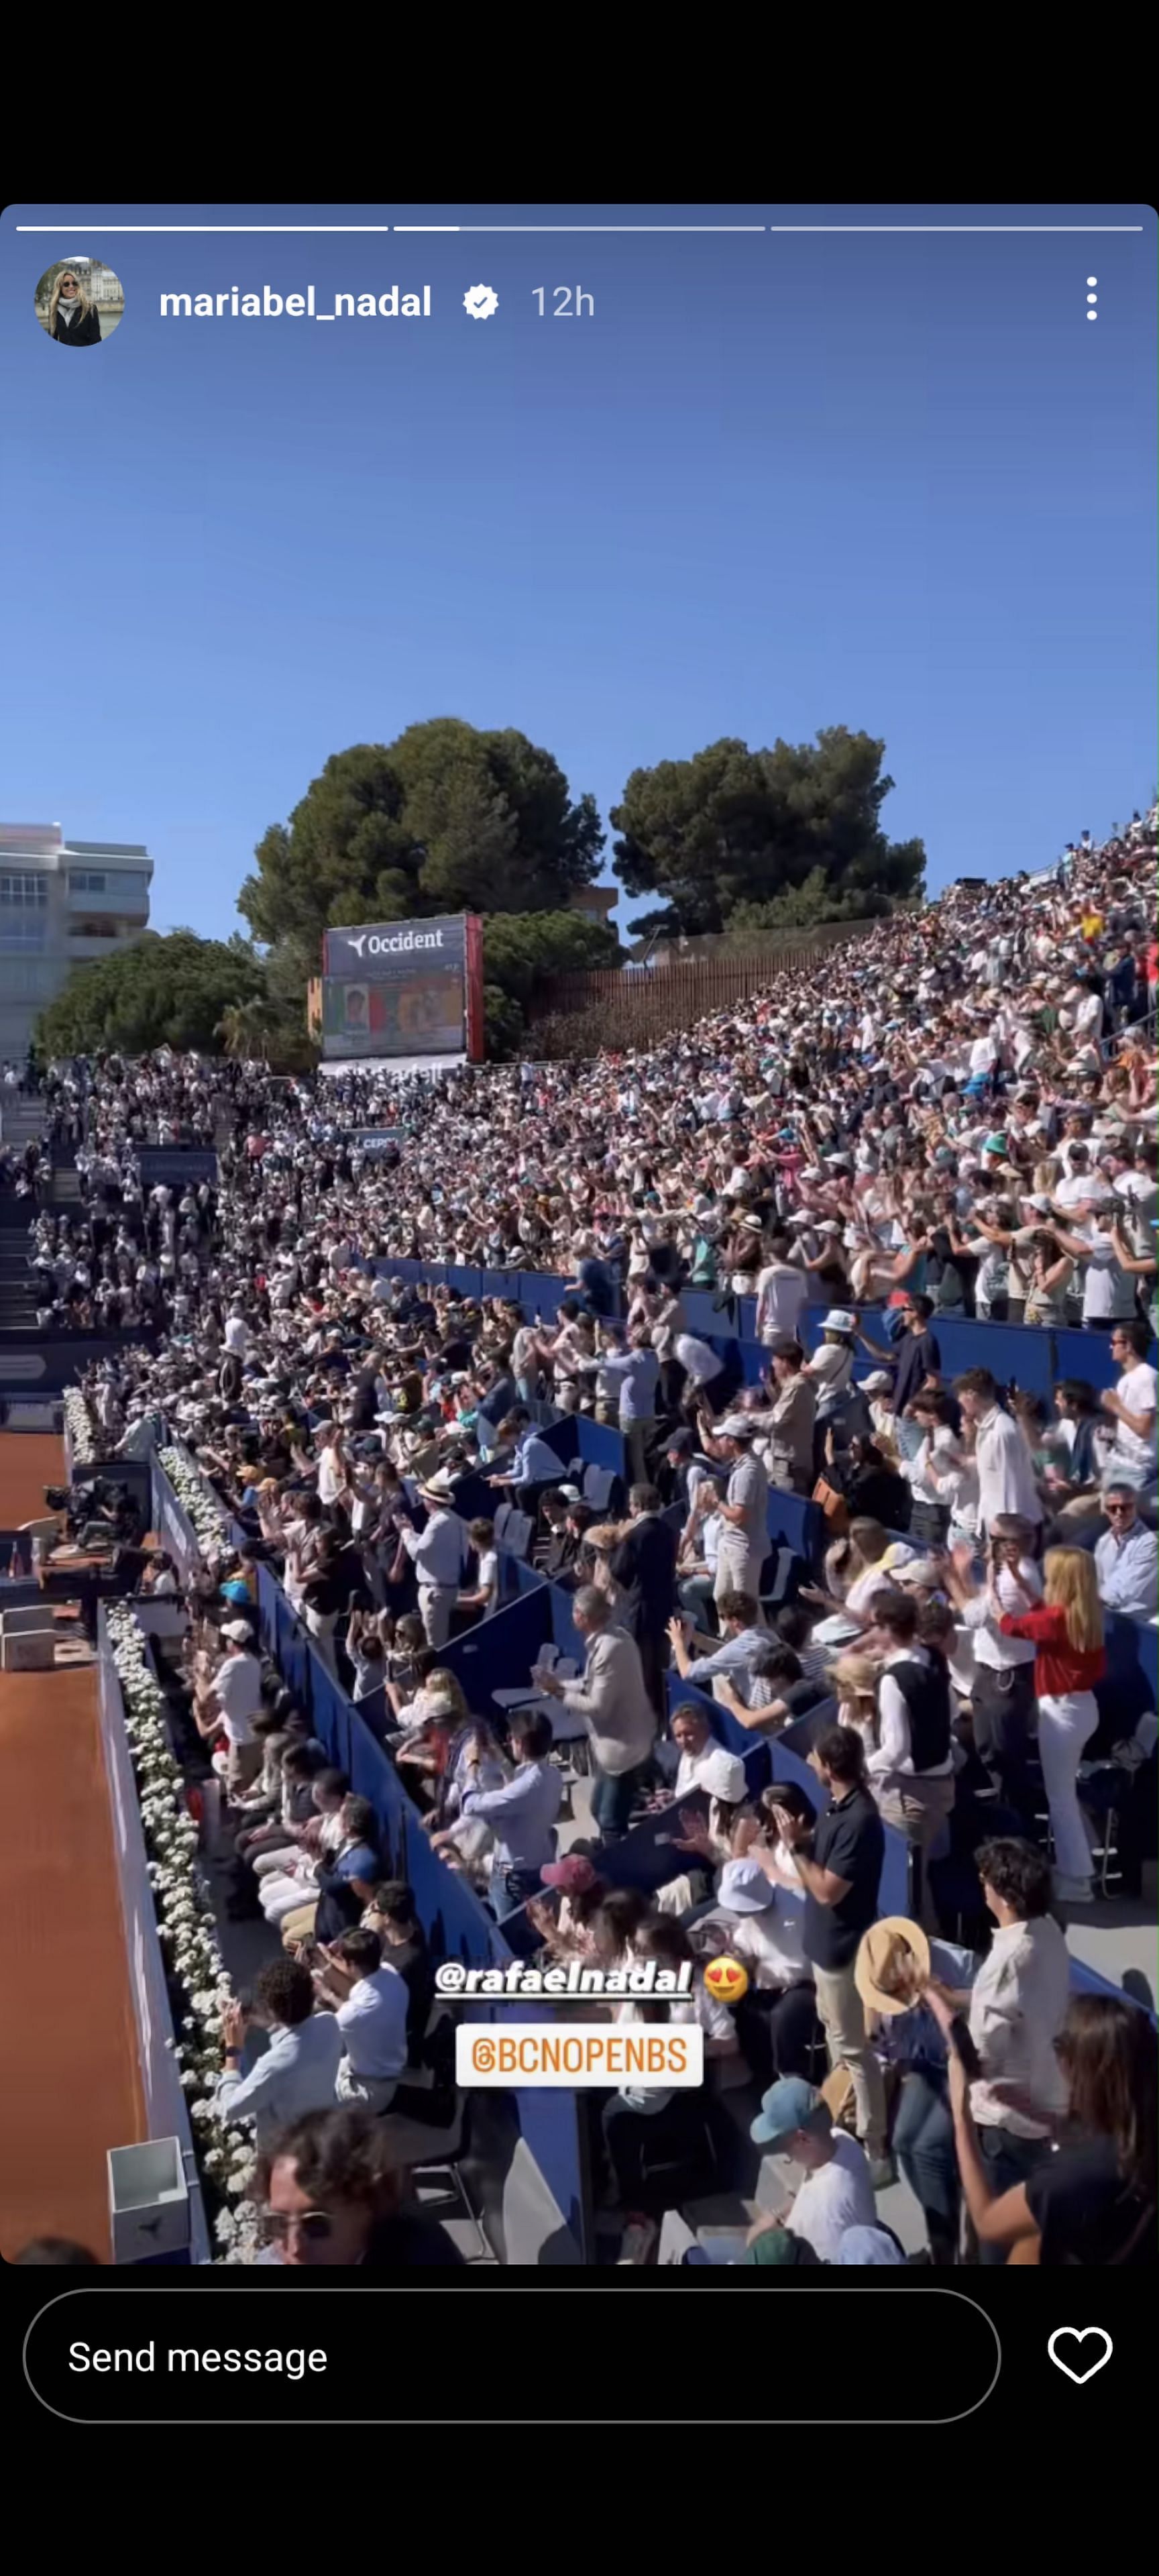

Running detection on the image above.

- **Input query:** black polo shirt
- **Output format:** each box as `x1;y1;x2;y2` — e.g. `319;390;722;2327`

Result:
892;1325;940;1416
803;1784;883;1972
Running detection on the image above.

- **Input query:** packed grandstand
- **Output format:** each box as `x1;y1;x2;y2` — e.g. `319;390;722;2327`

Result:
6;804;1158;2269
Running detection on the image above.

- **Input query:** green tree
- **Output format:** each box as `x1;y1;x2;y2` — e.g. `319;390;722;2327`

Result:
237;722;604;977
34;930;270;1058
722;867;897;943
215;997;274;1061
482;984;527;1062
611;727;925;936
483;908;621;1013
475;911;620;1058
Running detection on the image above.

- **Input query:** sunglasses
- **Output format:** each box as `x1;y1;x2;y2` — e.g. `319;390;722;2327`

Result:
1104;1502;1134;1516
260;2206;335;2243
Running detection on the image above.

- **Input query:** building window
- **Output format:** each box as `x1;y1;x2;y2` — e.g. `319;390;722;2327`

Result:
0;873;48;906
0;920;46;950
68;867;148;898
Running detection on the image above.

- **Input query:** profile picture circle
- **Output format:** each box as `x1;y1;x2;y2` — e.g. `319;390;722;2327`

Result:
35;255;124;347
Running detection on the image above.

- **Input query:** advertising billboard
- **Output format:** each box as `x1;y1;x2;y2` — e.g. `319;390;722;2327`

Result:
319;910;484;1061
323;913;466;981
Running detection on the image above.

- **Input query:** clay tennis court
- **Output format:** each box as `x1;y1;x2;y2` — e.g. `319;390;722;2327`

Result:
0;1433;143;2259
0;1433;70;1527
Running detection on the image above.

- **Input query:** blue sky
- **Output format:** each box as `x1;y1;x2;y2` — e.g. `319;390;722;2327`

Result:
1;201;1154;938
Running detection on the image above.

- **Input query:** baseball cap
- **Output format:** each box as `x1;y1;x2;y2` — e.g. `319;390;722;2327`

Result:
539;1856;598;1894
750;2076;829;2151
861;1370;893;1393
717;1415;755;1439
221;1619;256;1644
665;1429;694;1456
717;1858;774;1914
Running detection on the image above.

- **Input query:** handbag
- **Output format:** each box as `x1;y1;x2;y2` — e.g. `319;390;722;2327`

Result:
812;1475;848;1533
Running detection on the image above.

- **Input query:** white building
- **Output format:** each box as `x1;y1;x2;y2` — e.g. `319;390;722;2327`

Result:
0;822;152;1060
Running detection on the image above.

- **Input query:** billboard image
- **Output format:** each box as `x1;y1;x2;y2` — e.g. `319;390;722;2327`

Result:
319;910;484;1061
320;966;465;1059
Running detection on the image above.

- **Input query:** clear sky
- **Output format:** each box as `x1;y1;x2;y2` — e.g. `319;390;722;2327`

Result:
1;201;1154;938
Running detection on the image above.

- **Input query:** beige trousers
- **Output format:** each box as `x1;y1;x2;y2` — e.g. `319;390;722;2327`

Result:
812;1959;888;2159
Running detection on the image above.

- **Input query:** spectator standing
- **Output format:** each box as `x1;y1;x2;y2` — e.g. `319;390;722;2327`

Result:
608;1483;678;1717
537;1587;656;1839
998;1548;1106;1903
770;1727;890;2180
955;1369;1044;1538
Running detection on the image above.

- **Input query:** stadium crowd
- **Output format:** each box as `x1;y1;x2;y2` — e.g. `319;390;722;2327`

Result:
34;807;1159;2267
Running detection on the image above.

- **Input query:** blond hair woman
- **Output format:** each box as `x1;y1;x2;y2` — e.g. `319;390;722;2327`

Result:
48;268;102;345
995;1546;1106;1904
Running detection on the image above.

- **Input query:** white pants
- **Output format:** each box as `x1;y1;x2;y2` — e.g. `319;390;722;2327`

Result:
419;1583;455;1649
261;1871;317;1923
714;1543;765;1606
1038;1690;1097;1884
336;2059;398;2114
306;1607;339;1678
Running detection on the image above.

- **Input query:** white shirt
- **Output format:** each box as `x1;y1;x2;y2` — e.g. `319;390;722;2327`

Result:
674;1739;731;1796
721;1897;806;1987
473;1548;499;1614
402;1507;469;1587
974;1403;1043;1529
960;1558;1041;1668
1054;1169;1107;1212
968;1916;1070;2137
755;1262;808;1342
213;1649;264;1742
787;2131;877;2261
869;1644;954;1778
213;2011;344;2149
336;1966;410;2080
902;1426;957;1507
317;1443;345;1503
1113;1361;1158;1472
675;1334;724;1387
223;1314;250;1354
1078;1236;1138;1323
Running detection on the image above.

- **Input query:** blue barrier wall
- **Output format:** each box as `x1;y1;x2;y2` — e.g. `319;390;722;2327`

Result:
150;1456;205;1580
95;1605;212;2265
439;1585;554;1714
137;1148;219;1189
247;1554;588;2255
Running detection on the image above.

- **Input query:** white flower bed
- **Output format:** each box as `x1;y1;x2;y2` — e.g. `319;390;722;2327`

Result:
106;1602;261;2262
63;1385;99;1466
158;1445;229;1556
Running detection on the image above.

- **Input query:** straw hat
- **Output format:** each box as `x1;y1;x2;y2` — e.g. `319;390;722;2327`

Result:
854;1917;931;2017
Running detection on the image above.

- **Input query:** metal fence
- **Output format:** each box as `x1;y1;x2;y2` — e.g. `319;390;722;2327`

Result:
525;922;879;1055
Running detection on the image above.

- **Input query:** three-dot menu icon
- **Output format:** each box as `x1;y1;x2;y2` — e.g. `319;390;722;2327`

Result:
1087;277;1097;321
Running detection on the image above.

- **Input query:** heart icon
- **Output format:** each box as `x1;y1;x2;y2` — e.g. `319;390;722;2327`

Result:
1047;2327;1113;2386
